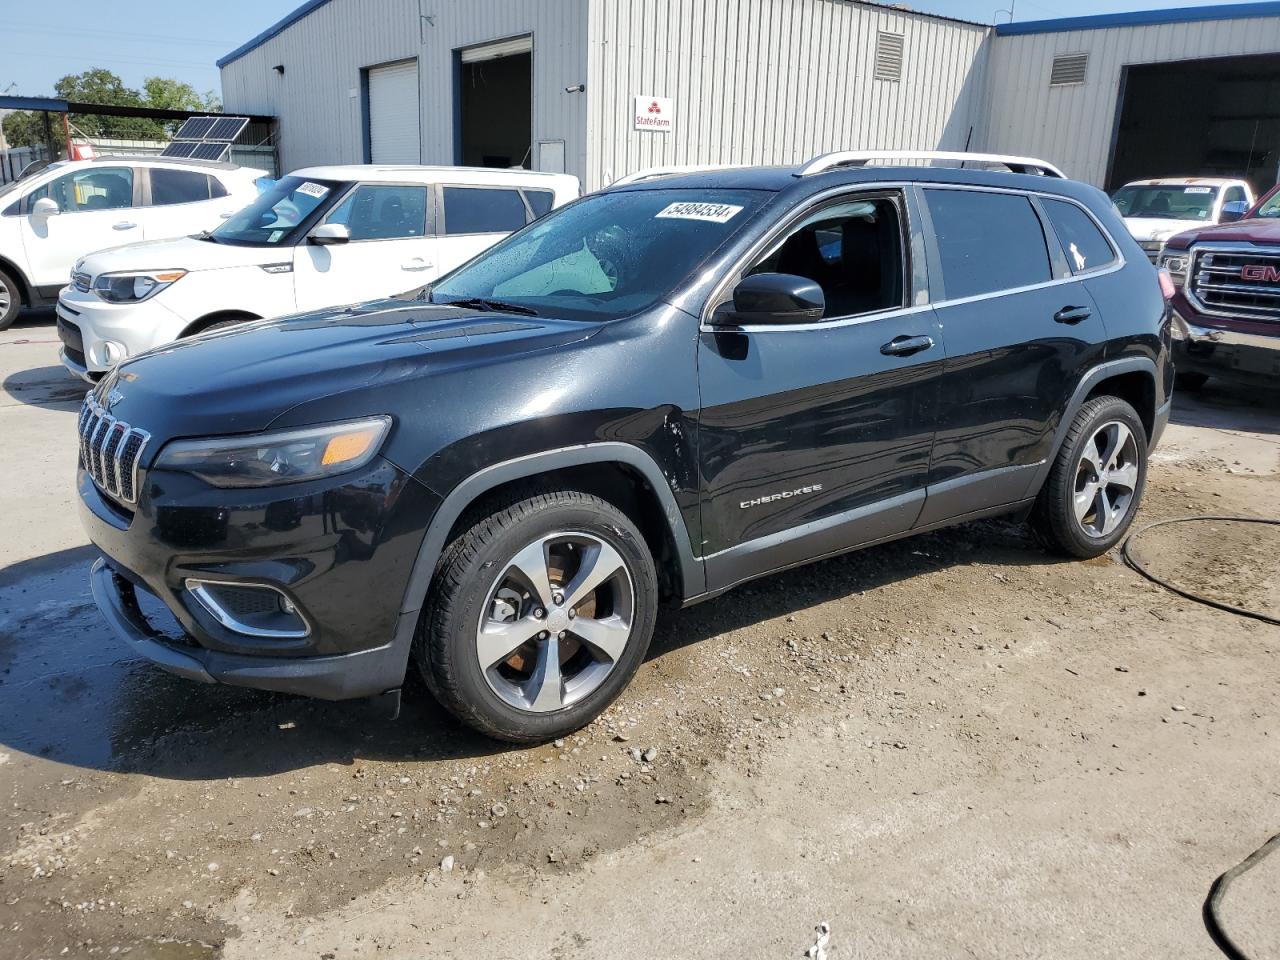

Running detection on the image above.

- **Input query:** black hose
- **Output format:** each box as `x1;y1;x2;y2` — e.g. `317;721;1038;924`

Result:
1122;516;1280;627
1203;832;1280;960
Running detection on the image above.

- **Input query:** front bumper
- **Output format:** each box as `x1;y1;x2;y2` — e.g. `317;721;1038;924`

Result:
1171;307;1280;384
79;457;440;701
56;286;189;376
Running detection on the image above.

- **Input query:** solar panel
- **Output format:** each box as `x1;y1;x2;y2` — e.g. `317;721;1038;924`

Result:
207;117;249;142
160;141;199;158
173;116;218;141
190;142;231;161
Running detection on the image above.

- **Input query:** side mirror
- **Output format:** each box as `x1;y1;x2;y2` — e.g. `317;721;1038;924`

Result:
719;273;825;325
30;196;60;220
308;223;350;245
1219;200;1250;224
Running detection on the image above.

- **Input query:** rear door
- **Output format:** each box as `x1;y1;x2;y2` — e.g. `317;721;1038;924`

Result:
293;181;435;310
19;165;142;287
140;167;237;239
697;189;943;589
917;186;1109;525
436;184;531;275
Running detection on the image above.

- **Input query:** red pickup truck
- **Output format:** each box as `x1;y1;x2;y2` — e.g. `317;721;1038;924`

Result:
1159;185;1280;389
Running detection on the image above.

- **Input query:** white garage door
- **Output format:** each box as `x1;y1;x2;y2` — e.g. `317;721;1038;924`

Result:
367;59;421;164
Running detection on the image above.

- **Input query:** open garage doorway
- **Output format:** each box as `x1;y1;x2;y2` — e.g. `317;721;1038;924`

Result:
456;37;532;169
1108;53;1280;196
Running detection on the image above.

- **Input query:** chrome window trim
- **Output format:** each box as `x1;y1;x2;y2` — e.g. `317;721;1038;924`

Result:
184;579;312;640
1184;241;1280;322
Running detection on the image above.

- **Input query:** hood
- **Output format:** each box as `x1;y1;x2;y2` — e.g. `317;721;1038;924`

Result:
77;235;282;277
1122;217;1210;243
1164;216;1280;250
98;299;599;445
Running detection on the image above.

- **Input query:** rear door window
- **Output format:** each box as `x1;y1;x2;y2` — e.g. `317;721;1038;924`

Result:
1041;198;1116;274
924;189;1052;300
149;168;214;205
443;187;528;234
326;184;428;240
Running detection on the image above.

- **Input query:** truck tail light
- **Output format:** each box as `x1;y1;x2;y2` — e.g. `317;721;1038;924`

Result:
1158;268;1176;301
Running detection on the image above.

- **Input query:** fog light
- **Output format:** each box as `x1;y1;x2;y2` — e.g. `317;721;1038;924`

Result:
90;340;127;367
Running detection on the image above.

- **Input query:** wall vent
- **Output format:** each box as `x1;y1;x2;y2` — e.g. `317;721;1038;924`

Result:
874;32;905;82
1050;54;1088;86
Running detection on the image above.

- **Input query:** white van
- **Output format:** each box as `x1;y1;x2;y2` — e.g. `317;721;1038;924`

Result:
56;165;580;380
0;156;266;329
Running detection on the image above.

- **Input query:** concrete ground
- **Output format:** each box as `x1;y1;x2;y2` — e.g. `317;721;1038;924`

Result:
2;313;1278;960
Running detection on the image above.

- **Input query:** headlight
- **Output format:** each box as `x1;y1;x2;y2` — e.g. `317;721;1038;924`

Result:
154;417;392;488
1159;251;1188;285
92;270;186;303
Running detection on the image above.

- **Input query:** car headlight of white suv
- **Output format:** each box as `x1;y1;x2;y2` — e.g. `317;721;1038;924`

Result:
92;270;187;303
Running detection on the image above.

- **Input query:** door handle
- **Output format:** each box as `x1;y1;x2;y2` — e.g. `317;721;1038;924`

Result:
880;334;935;357
1054;305;1091;325
401;259;433;271
112;222;137;230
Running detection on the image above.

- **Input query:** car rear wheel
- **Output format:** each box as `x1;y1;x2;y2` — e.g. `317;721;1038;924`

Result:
417;488;658;742
1032;395;1148;558
0;268;21;331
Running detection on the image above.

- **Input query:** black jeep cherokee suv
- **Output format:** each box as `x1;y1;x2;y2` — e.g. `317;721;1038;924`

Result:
78;153;1172;742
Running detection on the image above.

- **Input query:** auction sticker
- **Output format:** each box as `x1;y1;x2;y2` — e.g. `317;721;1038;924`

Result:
1185;187;1212;194
655;201;743;224
296;181;330;199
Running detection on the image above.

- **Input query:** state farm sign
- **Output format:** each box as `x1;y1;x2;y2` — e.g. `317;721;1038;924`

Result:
634;95;674;132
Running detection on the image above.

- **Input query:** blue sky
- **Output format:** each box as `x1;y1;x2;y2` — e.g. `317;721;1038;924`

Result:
0;0;1243;100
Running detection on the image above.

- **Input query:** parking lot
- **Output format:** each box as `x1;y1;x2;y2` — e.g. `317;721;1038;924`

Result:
1;311;1277;959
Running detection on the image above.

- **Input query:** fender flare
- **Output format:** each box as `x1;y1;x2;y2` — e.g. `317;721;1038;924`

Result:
397;441;705;618
1025;355;1159;496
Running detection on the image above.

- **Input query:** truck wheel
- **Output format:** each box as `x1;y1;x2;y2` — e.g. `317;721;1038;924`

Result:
417;488;658;743
1175;371;1208;392
0;268;21;331
1032;396;1148;559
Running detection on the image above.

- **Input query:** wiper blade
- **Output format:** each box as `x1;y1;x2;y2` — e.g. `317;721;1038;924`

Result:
441;297;538;317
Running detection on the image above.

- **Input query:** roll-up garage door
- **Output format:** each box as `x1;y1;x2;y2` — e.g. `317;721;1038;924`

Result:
367;59;421;164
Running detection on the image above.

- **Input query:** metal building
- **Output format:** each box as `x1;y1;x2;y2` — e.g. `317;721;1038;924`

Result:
218;0;1280;192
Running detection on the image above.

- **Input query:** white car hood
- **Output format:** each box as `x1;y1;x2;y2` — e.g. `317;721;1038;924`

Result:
77;235;287;276
1123;217;1210;243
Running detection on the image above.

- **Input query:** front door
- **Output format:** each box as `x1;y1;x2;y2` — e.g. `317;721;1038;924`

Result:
917;186;1109;525
20;165;142;288
697;191;943;590
293;182;436;311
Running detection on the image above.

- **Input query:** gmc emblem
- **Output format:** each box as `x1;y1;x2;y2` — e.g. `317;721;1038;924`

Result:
1241;264;1280;282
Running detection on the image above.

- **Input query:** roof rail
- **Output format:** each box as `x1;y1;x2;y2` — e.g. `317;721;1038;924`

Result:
797;151;1066;179
610;163;749;187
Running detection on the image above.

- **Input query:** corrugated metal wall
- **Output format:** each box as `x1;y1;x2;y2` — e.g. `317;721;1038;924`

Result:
981;14;1280;187
583;0;991;191
220;0;590;177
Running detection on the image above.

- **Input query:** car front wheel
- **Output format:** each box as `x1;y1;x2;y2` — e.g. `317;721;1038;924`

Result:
0;267;21;331
1033;395;1148;558
417;488;658;742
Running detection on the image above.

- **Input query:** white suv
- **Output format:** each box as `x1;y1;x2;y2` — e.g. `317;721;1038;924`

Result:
0;156;266;329
56;165;580;380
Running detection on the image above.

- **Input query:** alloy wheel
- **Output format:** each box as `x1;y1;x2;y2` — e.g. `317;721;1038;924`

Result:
476;532;635;713
0;280;11;314
1073;419;1140;538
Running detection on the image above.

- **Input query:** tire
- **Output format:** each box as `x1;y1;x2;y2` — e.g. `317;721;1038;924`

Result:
417;488;659;743
0;267;21;331
1175;371;1208;392
1032;395;1148;559
188;316;251;336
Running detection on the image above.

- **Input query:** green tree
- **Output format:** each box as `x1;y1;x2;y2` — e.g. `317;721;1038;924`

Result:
142;77;222;134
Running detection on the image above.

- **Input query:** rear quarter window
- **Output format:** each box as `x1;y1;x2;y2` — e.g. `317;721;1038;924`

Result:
443;187;527;234
925;189;1052;300
1041;198;1116;274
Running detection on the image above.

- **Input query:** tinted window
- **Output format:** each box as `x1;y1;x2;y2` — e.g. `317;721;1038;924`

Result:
30;166;134;212
443;187;527;234
327;184;428;240
210;177;229;199
431;188;769;322
525;189;555;219
1042;198;1115;274
150;168;212;205
925;190;1051;299
747;196;904;318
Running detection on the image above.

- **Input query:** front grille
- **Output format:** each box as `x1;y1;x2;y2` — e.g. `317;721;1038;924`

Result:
1188;248;1280;322
57;315;85;360
77;394;150;505
72;271;91;293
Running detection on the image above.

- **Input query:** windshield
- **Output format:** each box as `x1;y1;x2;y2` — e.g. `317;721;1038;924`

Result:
430;188;773;321
1111;184;1219;221
209;175;343;245
1254;191;1280;219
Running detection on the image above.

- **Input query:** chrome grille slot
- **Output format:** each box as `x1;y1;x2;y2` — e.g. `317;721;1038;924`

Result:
72;271;92;293
77;394;150;505
1188;248;1280;322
